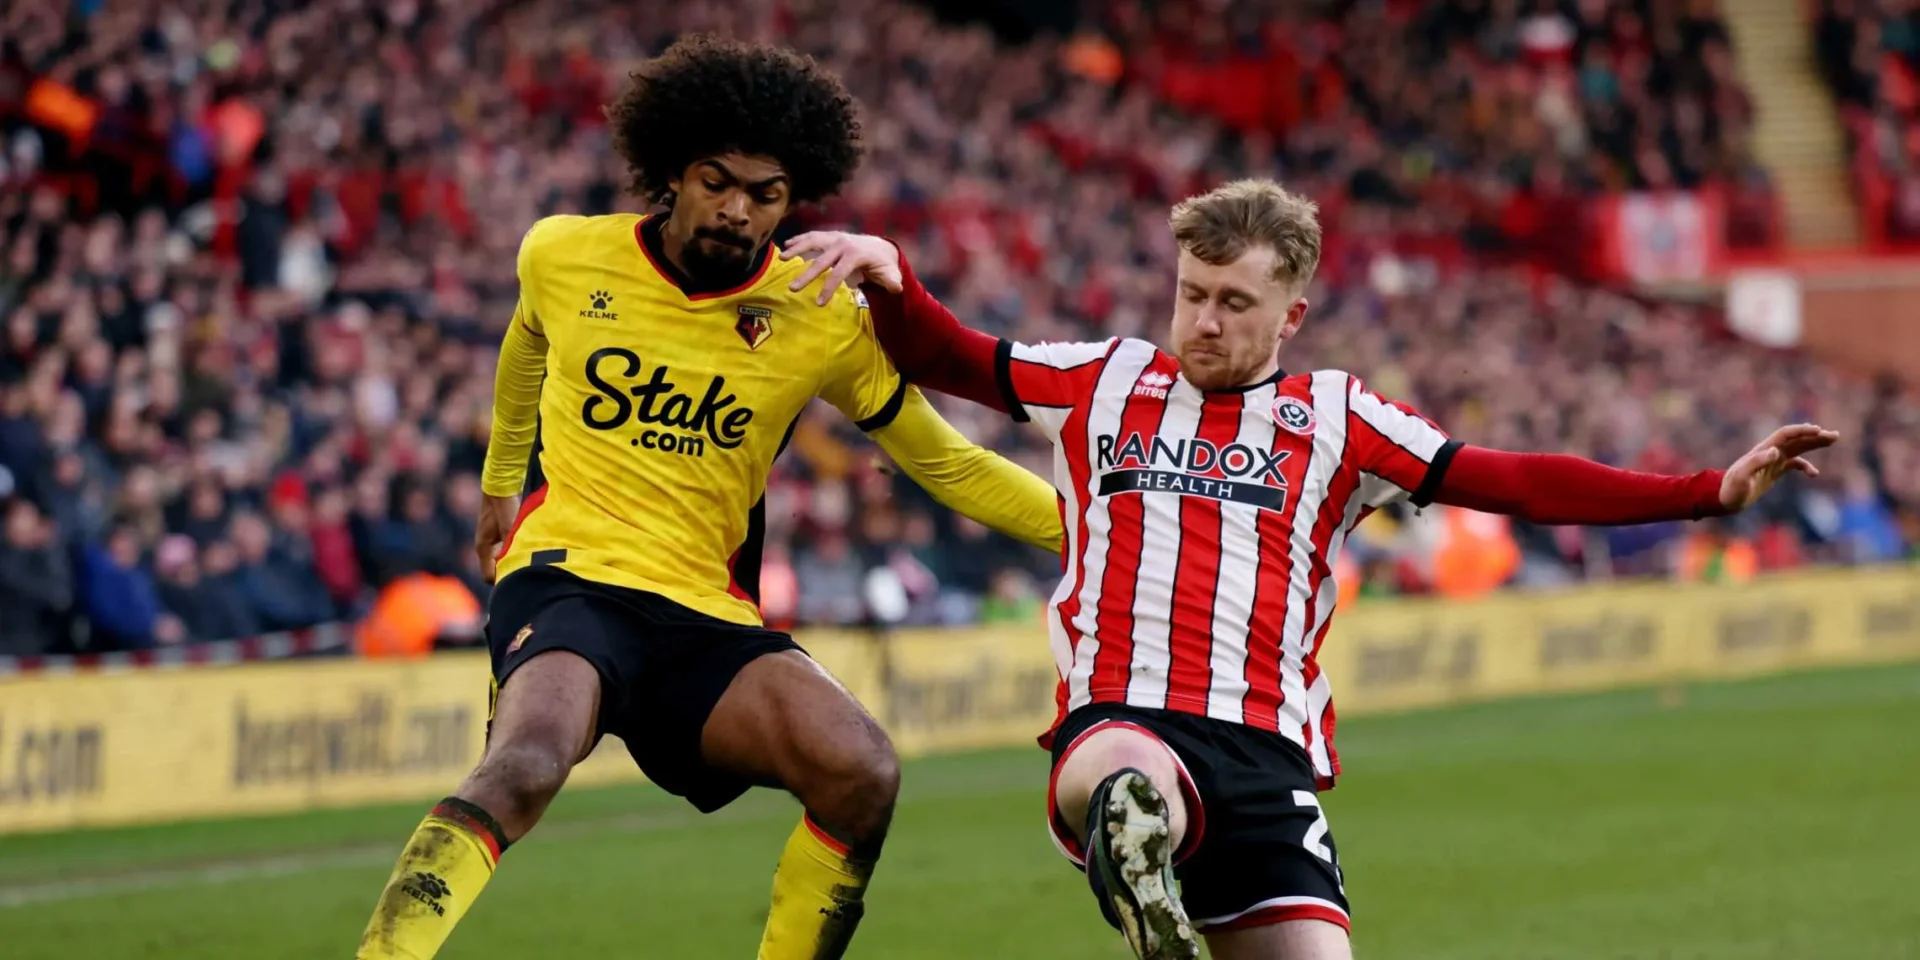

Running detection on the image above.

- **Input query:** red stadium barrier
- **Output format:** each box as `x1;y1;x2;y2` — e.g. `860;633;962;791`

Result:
0;623;353;678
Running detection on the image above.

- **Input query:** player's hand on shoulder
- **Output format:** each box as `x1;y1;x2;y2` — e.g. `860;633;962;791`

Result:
475;493;522;584
1718;423;1841;512
780;231;903;307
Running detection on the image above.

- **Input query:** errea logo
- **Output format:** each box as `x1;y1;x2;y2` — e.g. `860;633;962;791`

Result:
580;290;618;321
1133;370;1174;400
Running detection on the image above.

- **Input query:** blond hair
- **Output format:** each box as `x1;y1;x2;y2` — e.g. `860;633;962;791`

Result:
1168;179;1322;290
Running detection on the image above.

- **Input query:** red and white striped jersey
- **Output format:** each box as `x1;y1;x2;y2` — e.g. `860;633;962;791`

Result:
997;336;1459;787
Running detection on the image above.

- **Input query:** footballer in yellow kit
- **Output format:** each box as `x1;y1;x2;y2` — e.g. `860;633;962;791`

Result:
486;210;1003;627
354;36;1064;960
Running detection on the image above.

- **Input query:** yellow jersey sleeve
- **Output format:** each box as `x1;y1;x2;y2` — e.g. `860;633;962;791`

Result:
868;388;1066;554
817;290;909;431
513;222;548;336
479;222;558;497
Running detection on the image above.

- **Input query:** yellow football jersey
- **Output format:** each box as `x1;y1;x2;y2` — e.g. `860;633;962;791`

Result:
483;213;914;626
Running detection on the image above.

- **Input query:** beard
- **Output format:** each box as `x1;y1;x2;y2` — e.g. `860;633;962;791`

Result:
680;226;760;287
1177;342;1261;391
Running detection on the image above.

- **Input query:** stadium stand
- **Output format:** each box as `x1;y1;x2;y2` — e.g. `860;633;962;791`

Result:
0;0;1913;658
1815;0;1920;244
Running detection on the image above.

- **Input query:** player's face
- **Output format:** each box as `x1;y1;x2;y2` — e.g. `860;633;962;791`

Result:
1169;246;1308;391
667;154;793;285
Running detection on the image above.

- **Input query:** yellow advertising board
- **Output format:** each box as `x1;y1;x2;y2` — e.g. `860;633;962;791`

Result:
1319;566;1920;715
858;623;1060;758
0;566;1915;835
0;656;494;834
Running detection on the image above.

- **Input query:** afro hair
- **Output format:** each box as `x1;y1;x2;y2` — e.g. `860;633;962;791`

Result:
606;35;863;206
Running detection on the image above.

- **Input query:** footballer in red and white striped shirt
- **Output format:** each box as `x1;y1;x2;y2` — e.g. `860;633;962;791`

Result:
998;336;1459;781
781;180;1837;960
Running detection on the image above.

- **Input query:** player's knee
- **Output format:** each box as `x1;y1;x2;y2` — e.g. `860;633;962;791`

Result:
1104;739;1178;784
471;734;574;829
1054;728;1185;836
803;721;899;844
852;738;902;809
1067;730;1178;795
838;725;901;826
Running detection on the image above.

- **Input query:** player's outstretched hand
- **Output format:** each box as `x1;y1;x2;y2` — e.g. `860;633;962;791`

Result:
780;231;903;306
1718;423;1841;512
476;493;521;584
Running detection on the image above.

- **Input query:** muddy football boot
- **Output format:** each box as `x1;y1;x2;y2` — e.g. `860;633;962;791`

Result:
1083;768;1199;960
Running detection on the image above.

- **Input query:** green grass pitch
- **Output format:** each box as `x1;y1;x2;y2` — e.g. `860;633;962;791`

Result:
4;662;1918;959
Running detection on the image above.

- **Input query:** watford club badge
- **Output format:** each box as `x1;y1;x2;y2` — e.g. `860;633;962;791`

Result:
507;624;533;656
735;305;773;350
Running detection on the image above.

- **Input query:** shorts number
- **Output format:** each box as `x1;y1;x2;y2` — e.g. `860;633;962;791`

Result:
1291;790;1333;862
1293;790;1344;893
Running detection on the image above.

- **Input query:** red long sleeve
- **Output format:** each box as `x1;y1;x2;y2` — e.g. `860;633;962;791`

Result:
861;250;1726;526
1433;446;1730;526
861;248;1006;412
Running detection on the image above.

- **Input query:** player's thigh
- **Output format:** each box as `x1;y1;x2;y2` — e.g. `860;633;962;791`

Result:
1205;919;1352;960
1050;722;1192;845
1178;793;1350;935
484;569;630;765
484;650;602;763
1171;721;1351;940
699;649;896;797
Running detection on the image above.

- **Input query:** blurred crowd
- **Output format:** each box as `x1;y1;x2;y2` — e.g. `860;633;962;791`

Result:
1088;0;1767;219
0;0;1911;655
1816;0;1920;243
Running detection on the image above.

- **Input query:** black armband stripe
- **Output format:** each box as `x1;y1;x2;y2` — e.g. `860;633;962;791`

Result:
995;338;1029;424
1410;439;1464;508
856;377;909;432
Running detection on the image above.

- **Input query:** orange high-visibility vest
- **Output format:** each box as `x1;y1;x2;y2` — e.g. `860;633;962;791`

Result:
1433;508;1520;598
355;573;481;658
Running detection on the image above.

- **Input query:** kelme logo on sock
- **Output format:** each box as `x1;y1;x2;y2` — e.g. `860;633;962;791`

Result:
403;871;451;917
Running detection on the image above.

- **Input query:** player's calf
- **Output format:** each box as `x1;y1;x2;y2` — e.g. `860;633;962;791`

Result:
356;651;600;959
784;713;900;856
756;733;897;960
701;650;900;959
455;724;581;841
1053;725;1192;850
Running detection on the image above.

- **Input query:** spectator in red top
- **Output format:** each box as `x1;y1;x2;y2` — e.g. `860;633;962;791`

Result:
310;484;365;614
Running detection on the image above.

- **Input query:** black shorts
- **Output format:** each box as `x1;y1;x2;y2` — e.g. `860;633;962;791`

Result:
1047;703;1351;933
485;565;801;813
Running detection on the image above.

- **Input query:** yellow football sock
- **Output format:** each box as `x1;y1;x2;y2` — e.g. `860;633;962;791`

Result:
757;815;877;960
356;798;510;960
